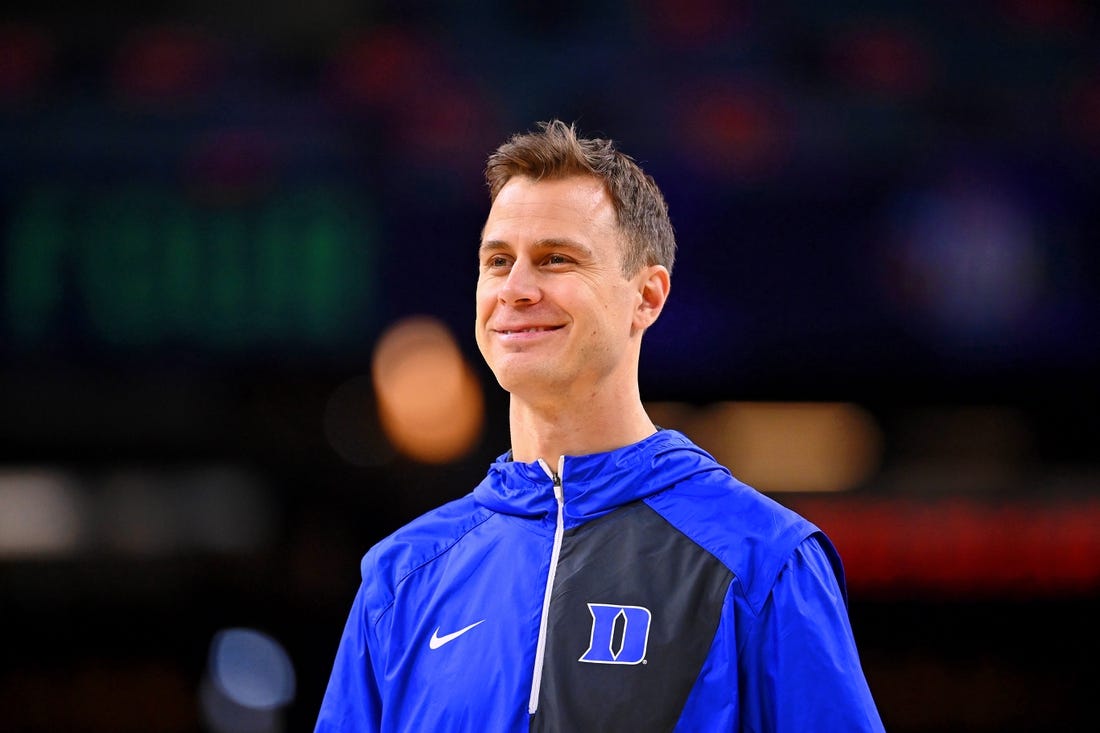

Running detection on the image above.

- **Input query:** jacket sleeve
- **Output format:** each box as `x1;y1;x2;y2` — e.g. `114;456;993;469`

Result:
314;583;382;733
738;534;885;732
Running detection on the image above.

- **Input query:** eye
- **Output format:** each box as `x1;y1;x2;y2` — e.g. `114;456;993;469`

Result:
545;253;570;266
484;254;511;269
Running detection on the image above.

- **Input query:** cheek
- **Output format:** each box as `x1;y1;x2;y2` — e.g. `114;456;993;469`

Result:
606;289;637;327
475;287;495;320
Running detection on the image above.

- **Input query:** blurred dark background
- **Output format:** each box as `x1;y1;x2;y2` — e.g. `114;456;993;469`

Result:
1;1;1098;731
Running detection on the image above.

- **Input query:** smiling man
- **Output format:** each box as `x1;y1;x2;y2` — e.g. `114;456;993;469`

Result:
476;173;669;460
315;121;884;732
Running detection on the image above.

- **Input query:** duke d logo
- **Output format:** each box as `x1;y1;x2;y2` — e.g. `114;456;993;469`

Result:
578;603;652;665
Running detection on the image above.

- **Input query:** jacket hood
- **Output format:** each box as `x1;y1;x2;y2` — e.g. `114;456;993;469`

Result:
472;429;727;529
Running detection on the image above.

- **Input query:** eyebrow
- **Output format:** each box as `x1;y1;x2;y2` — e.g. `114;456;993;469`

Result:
478;238;595;259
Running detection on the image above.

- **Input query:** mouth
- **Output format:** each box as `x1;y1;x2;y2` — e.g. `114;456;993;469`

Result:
495;326;563;335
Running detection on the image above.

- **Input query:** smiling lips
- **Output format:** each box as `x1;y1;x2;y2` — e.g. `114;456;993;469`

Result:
494;325;564;336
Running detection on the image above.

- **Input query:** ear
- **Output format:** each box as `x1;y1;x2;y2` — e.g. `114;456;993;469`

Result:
633;265;671;332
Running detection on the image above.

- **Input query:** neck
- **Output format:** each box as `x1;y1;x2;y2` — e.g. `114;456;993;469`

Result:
507;380;657;465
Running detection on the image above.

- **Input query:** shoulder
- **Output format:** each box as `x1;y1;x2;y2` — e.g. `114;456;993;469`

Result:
643;468;826;615
359;493;494;625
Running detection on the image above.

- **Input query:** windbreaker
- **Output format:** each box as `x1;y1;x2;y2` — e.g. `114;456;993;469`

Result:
315;429;885;732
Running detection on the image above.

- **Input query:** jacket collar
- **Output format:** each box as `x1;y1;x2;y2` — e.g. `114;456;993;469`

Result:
472;429;724;529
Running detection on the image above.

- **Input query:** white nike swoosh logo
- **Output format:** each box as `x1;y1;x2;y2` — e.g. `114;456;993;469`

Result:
429;619;485;649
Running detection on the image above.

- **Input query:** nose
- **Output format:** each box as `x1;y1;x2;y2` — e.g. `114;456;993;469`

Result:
498;259;541;305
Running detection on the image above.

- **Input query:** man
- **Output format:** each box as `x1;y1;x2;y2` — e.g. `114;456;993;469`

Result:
316;121;884;731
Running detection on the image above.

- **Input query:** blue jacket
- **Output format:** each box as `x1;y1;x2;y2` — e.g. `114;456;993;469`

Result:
316;430;884;731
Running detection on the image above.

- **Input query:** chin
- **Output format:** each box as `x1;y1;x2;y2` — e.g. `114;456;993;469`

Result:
491;367;535;393
491;362;562;396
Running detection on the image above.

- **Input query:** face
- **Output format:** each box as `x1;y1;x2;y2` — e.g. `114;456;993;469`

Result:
476;175;664;402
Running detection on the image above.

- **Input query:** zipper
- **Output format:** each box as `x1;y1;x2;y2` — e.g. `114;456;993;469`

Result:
528;455;565;716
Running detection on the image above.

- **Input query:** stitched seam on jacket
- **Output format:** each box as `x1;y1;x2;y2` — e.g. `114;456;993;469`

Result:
643;490;818;617
369;508;497;626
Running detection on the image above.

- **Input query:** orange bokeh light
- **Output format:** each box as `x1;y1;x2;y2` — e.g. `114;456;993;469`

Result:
372;316;484;464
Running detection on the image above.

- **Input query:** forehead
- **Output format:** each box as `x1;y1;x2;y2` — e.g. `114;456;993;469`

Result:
482;175;618;243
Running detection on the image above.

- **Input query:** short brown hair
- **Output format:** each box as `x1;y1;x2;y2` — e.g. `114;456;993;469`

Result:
485;120;676;275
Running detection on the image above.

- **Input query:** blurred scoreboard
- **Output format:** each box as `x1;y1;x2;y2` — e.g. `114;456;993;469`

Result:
3;185;377;357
